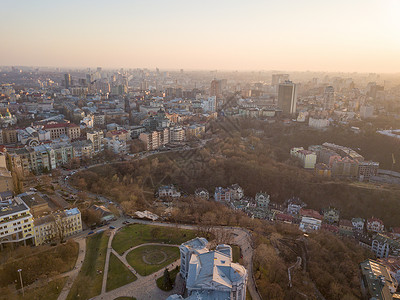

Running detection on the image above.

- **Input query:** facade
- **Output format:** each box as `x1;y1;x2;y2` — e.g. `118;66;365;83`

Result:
72;140;94;159
278;81;297;115
158;185;181;198
299;216;322;232
194;188;209;200
229;184;244;201
352;217;365;231
105;137;126;154
87;130;104;153
0;196;34;249
290;147;317;169
371;234;400;258
323;207;340;224
323;86;335;110
214;187;231;202
367;217;385;233
174;237;248;300
308;117;330;129
43;122;80;140
255;192;270;208
0;167;13;193
34;208;82;245
170;126;185;143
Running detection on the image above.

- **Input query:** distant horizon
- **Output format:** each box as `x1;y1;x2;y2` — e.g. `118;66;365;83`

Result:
1;65;400;75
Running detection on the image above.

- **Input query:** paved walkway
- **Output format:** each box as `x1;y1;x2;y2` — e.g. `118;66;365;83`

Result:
57;238;87;300
93;230;181;300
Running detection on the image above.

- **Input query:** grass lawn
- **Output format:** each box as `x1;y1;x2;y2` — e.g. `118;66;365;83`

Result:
0;241;78;288
126;245;179;276
106;253;137;292
112;224;196;255
231;245;241;263
156;266;180;291
66;232;109;300
7;277;68;300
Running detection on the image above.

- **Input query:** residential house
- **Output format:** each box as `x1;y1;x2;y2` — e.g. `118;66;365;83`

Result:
255;192;270;208
158;185;181;199
339;219;354;236
367;217;385;233
323;207;340;224
194;188;209;200
352;217;365;231
229;184;244;201
214;187;231;202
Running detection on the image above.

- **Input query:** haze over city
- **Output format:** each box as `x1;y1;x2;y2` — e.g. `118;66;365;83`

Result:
1;0;400;72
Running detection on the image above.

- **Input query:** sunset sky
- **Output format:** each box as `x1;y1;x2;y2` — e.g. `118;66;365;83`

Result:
1;0;400;72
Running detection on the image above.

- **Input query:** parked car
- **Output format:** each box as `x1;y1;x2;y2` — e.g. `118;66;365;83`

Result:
109;226;116;229
88;231;94;235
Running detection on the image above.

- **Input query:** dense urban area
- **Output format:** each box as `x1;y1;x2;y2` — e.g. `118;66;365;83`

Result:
1;67;400;300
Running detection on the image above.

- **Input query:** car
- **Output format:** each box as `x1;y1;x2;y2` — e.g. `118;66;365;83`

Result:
88;231;94;235
109;226;116;229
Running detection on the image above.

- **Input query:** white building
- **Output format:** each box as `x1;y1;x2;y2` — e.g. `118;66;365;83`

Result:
351;217;365;231
158;185;181;198
299;216;322;232
0;196;35;249
308;117;330;129
105;137;126;154
229;184;244;201
367;218;385;233
172;237;248;300
290;147;317;169
87;130;104;153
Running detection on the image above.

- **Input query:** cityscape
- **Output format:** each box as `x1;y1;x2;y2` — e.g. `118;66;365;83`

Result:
1;1;400;300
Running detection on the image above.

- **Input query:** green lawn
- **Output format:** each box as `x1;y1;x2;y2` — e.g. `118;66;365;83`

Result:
112;224;197;255
156;266;180;291
66;232;109;300
106;253;137;292
231;245;241;263
5;277;68;300
126;245;180;276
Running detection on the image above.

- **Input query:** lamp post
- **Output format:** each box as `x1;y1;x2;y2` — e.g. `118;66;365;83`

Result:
17;269;24;297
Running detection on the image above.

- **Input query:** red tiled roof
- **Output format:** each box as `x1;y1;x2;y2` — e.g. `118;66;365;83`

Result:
43;123;68;129
339;219;353;227
368;217;384;225
276;213;293;222
300;208;322;220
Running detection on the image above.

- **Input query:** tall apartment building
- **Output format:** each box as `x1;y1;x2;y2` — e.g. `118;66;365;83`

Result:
87;130;104;153
323;86;335;109
0;196;35;249
170;126;185;142
139;128;170;151
278;81;297;115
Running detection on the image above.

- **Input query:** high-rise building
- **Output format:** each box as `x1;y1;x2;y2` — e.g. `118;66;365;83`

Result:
64;73;72;89
278;81;297;115
323;86;335;109
272;74;289;85
210;79;223;98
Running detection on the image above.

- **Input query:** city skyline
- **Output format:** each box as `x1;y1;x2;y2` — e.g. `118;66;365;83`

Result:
1;0;400;73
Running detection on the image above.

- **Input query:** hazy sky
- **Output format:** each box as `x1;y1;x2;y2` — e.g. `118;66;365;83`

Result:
1;0;400;72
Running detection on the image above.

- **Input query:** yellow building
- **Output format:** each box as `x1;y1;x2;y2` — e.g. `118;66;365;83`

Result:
34;208;82;245
0;196;34;249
